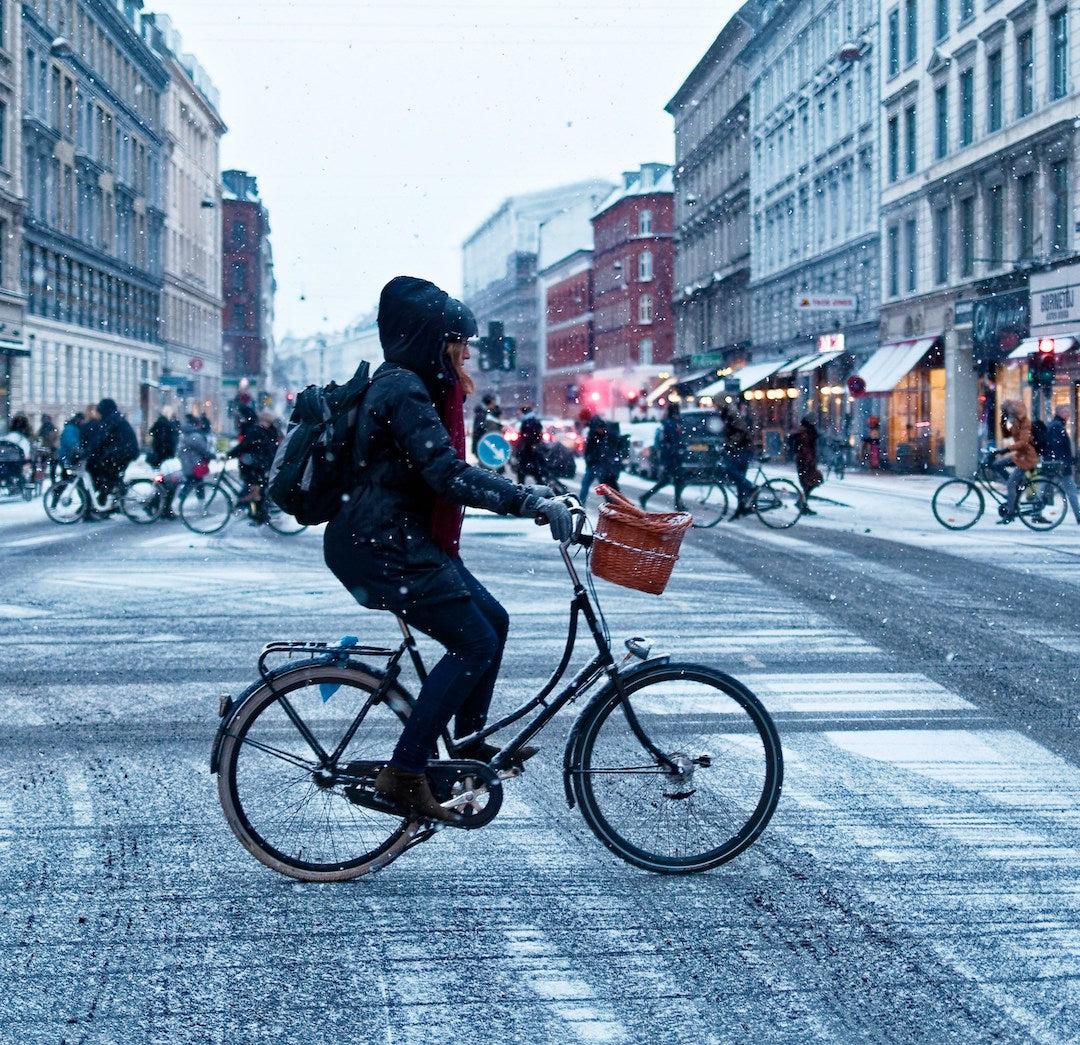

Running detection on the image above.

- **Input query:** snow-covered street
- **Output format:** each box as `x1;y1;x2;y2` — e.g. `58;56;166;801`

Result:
1;476;1078;1042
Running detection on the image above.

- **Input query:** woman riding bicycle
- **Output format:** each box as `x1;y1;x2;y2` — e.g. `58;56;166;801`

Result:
991;398;1038;524
323;276;571;823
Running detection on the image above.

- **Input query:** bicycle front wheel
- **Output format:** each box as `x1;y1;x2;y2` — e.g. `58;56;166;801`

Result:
43;479;88;524
264;501;308;535
931;479;984;530
571;664;783;874
217;661;416;881
685;480;728;528
753;478;803;528
120;479;165;524
179;481;233;534
1018;477;1067;531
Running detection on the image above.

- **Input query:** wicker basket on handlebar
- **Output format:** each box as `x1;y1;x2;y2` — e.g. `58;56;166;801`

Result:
590;484;693;595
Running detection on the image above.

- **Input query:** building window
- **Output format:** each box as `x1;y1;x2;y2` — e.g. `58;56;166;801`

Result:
887;224;900;297
987;183;1003;265
987;50;1002;132
0;101;5;168
934;206;950;284
1050;10;1068;101
638;294;653;324
232;261;246;291
1016;30;1034;117
231;220;246;248
934;84;948;159
231;303;246;329
935;0;948;41
888;8;900;76
905;217;917;293
1017;172;1035;259
639;338;653;365
958;0;974;24
959;68;974;146
887;115;900;182
638;250;653;281
959;196;975;276
904;104;917;174
905;0;917;64
1049;160;1069;252
638;209;653;235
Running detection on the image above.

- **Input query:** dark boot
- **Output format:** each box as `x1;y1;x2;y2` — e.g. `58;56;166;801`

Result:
373;764;461;823
456;739;538;765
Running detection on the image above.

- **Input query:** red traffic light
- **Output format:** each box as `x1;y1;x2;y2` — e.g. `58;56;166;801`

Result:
1037;338;1057;355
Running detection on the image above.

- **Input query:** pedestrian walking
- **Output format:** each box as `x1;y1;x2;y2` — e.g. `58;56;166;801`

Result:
58;412;85;470
1043;403;1080;525
37;414;59;480
788;415;823;515
1;413;32;459
579;414;608;504
640;403;687;511
860;415;883;469
719;404;755;518
515;405;547;485
148;406;181;468
471;393;497;456
322;275;569;822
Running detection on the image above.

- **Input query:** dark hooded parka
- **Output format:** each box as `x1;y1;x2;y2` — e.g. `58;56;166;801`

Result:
323;276;531;612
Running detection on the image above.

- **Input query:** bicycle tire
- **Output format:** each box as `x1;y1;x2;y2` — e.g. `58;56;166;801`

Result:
217;660;417;881
753;478;803;528
1018;477;1067;532
43;479;88;524
179;481;233;534
120;479;165;524
686;480;728;528
570;664;782;874
931;479;984;530
264;501;308;536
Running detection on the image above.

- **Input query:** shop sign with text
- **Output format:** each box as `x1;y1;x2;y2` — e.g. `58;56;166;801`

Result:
795;294;857;311
1030;262;1080;336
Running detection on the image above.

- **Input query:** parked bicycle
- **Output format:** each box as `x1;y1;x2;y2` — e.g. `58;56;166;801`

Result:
931;447;1066;531
43;460;162;524
820;435;848;481
213;495;783;880
686;456;804;529
177;458;306;535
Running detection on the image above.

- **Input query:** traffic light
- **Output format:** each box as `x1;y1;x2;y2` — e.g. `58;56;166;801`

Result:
1029;339;1056;387
476;333;515;371
477;336;495;372
500;336;516;371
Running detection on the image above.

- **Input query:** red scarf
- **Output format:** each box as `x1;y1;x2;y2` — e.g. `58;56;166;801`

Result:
431;384;466;555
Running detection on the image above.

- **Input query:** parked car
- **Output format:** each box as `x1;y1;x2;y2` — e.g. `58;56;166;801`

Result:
678;409;726;480
626;421;662;479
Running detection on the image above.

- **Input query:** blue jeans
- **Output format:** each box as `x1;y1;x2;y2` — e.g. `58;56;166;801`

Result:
390;558;509;773
721;450;753;506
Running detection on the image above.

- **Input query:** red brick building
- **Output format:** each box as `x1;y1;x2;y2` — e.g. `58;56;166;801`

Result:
221;170;275;416
539;252;593;417
590;164;675;416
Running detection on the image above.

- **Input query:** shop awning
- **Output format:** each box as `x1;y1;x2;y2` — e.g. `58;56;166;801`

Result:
773;352;821;378
775;349;846;377
725;359;788;394
644;375;679;405
672;368;721;396
1005;334;1079;360
0;339;29;357
856;336;940;394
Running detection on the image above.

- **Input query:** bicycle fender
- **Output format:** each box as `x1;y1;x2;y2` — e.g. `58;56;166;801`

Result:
209;659;407;774
560;656;670;809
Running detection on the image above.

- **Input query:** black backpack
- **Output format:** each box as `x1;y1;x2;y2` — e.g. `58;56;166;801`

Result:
268;361;377;525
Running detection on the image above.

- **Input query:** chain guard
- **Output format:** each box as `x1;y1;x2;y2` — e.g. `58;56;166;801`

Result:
341;758;503;830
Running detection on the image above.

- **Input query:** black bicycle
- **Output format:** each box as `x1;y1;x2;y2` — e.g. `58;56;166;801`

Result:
178;459;306;535
931;448;1066;531
213;496;784;880
685;457;804;529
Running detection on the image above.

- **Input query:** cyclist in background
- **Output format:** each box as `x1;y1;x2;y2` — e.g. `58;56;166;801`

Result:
228;407;280;521
1043;403;1080;525
991;398;1038;525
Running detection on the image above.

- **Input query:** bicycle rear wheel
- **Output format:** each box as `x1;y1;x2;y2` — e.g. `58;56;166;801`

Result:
931;479;984;530
752;478;803;528
120;479;165;524
264;501;308;535
686;480;728;528
179;481;232;534
217;661;416;881
571;664;783;874
43;479;88;524
1018;477;1066;531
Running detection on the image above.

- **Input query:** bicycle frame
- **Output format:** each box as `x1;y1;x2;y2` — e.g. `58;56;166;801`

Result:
221;513;677;778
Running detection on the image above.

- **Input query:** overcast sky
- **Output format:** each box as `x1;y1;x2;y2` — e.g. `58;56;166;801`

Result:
154;0;740;338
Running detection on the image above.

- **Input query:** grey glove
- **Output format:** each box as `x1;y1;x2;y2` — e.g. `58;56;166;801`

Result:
525;484;556;500
525;494;574;543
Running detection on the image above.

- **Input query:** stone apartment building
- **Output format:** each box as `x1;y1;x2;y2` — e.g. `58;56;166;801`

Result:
879;0;1078;473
